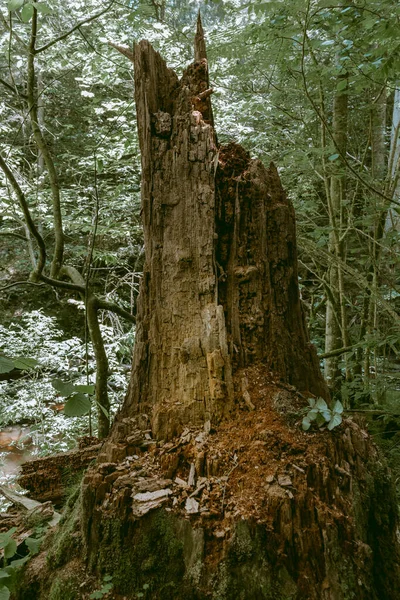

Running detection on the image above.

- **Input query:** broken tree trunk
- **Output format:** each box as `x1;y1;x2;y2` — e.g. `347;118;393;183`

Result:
111;30;327;443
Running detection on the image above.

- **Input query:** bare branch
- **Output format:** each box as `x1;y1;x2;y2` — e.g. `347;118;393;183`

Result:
108;41;134;62
0;230;26;240
96;298;136;323
0;152;46;279
0;77;27;99
0;10;27;49
0;280;45;292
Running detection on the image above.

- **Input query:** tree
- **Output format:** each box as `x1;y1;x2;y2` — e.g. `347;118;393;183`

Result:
0;0;138;438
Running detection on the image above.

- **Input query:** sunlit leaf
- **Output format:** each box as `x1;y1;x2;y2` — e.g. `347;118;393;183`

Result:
7;0;24;11
328;414;342;430
12;357;38;370
64;393;91;417
32;2;52;14
51;379;75;397
21;3;34;22
332;401;344;415
0;357;15;374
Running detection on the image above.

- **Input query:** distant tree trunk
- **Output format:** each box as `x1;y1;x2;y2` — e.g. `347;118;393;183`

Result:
114;37;327;442
324;82;348;390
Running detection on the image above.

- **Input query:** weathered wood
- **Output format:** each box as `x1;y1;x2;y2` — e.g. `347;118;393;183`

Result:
18;442;101;504
110;26;327;443
0;485;61;527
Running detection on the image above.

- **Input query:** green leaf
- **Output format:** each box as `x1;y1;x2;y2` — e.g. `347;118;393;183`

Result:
13;357;38;370
64;393;91;417
308;398;315;408
328;153;340;161
321;40;335;46
103;575;113;582
0;586;10;600
25;537;41;555
302;416;311;431
327;413;342;430
32;2;52;14
315;398;328;411
89;592;102;600
308;409;318;421
0;357;15;374
316;412;326;427
336;79;348;92
97;403;109;419
21;3;34;22
3;539;17;559
74;384;95;394
7;0;24;11
8;555;30;568
0;573;10;581
51;379;75;397
0;529;16;550
332;400;344;414
321;410;332;422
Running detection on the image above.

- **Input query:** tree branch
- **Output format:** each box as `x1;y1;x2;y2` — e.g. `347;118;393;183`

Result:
35;1;115;54
0;152;46;279
0;280;45;292
95;298;136;323
0;230;26;240
0;76;27;99
319;346;355;360
28;7;63;277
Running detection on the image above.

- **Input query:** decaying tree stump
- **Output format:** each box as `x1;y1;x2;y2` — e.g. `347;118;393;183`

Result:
109;17;327;444
16;17;400;600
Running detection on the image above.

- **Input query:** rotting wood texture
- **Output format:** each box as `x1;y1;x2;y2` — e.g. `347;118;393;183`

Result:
109;19;328;443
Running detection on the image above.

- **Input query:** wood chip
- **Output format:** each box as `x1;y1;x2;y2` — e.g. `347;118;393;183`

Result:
185;497;199;514
278;475;292;487
188;463;196;487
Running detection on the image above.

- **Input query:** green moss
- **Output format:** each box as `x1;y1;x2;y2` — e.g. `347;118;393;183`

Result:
47;488;83;569
94;509;185;598
48;573;80;600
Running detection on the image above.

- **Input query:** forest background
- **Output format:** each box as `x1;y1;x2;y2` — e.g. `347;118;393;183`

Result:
1;0;400;498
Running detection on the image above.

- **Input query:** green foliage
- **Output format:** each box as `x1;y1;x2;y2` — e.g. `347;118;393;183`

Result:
0;527;43;599
0;311;130;455
89;575;113;599
51;379;94;417
302;398;344;432
0;356;38;374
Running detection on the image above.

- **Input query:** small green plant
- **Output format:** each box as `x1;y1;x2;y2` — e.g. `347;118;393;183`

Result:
0;527;42;599
302;397;344;432
136;583;150;599
51;379;95;417
89;575;113;599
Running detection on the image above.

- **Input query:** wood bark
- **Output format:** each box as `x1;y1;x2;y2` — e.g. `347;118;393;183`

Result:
324;84;348;388
113;37;327;442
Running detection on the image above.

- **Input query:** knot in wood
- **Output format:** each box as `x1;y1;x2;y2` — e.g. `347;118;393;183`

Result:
152;110;172;138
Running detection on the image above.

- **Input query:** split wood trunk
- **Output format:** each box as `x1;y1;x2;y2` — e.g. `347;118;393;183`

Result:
113;39;327;442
